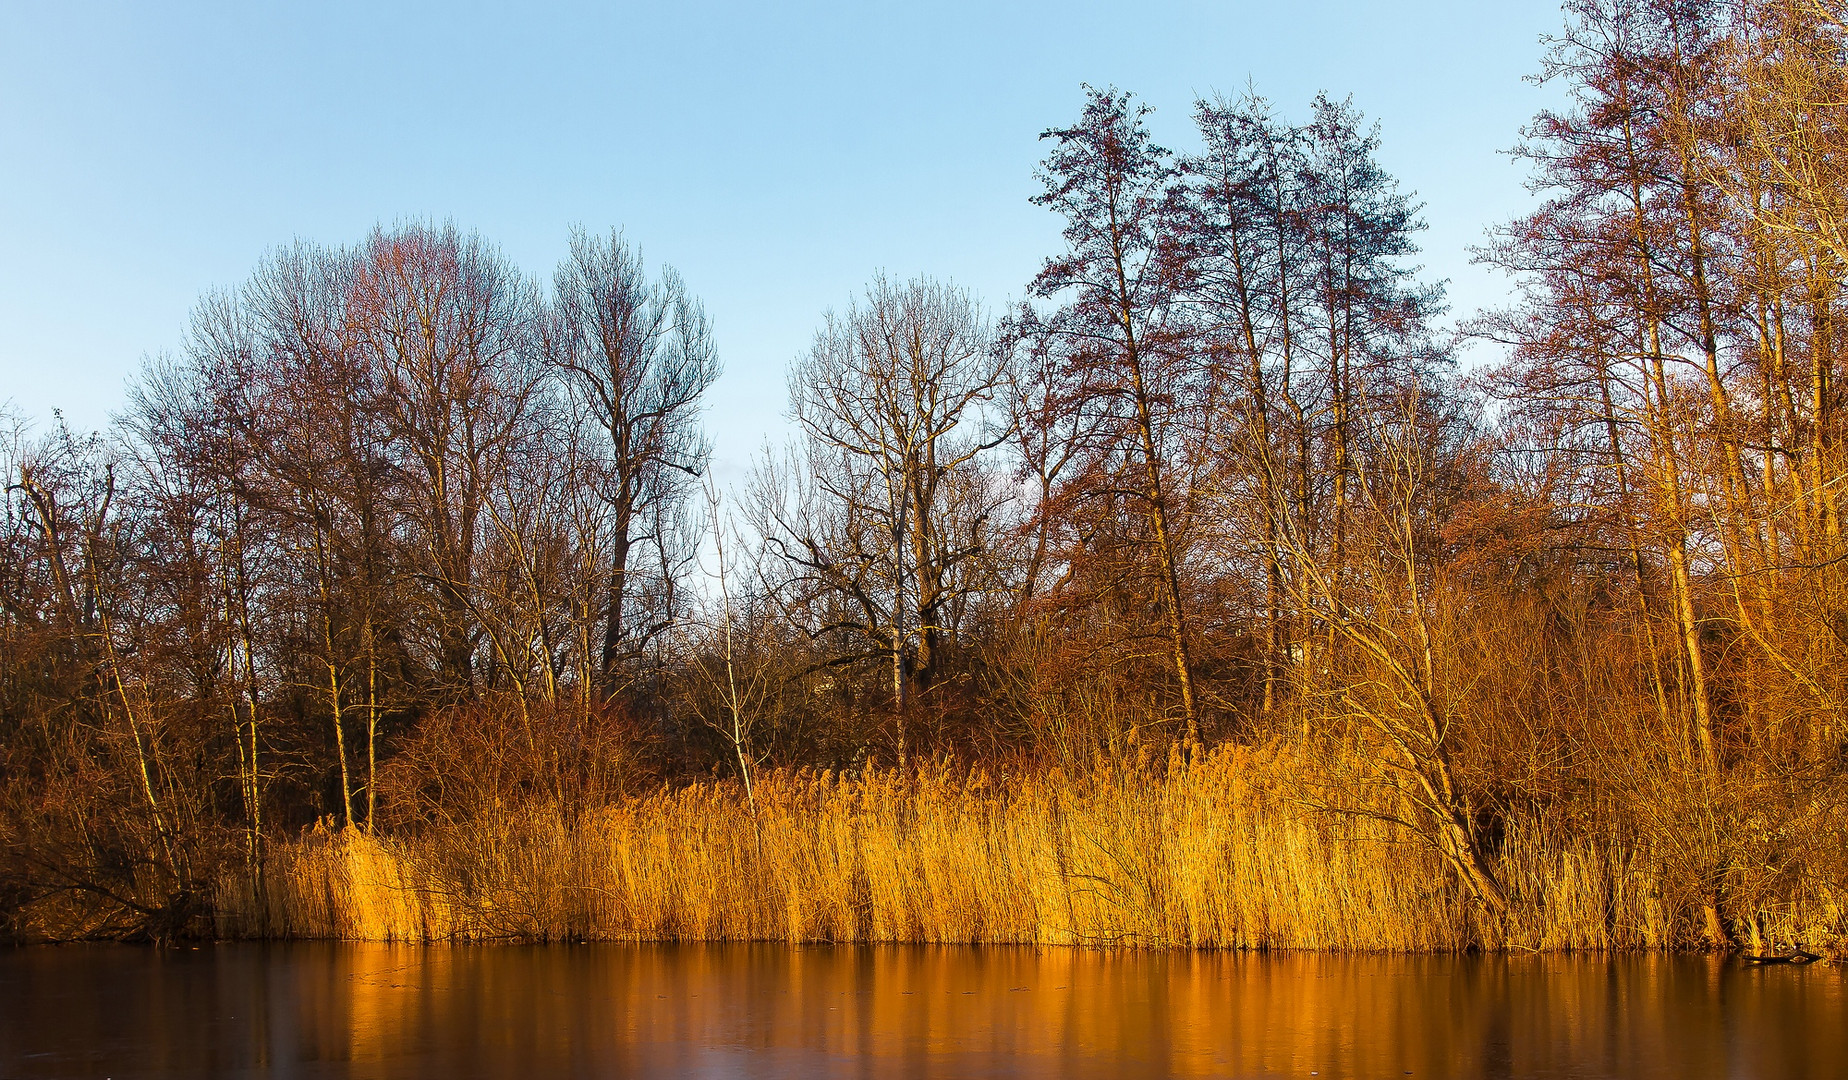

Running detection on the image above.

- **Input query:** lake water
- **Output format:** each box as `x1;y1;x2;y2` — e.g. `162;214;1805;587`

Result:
0;944;1840;1078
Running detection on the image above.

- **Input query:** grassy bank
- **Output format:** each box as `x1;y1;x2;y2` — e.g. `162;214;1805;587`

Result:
208;746;1848;952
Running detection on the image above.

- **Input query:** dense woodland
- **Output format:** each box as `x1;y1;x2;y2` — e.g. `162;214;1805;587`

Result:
6;0;1848;949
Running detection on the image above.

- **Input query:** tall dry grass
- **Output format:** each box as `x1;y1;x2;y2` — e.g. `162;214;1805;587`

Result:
214;744;1848;951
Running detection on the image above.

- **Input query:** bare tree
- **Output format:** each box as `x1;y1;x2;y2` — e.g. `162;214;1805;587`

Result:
1021;86;1205;744
683;479;771;853
764;273;1007;766
550;228;719;703
1276;390;1510;914
351;222;544;699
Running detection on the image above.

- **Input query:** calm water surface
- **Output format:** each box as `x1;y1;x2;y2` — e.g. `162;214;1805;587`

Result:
0;944;1841;1078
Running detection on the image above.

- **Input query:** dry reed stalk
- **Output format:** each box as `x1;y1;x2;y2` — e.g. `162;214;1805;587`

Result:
212;748;1845;951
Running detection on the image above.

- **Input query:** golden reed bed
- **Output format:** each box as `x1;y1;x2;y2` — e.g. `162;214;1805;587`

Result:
215;746;1846;952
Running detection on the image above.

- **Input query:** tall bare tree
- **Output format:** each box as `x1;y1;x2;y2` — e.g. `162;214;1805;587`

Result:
1021;86;1206;744
549;228;718;702
764;274;1006;765
351;222;544;699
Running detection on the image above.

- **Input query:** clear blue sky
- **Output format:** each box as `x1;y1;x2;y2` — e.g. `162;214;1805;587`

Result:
1;0;1566;480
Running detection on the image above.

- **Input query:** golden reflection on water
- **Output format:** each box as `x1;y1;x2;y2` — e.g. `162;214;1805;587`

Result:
2;944;1842;1078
